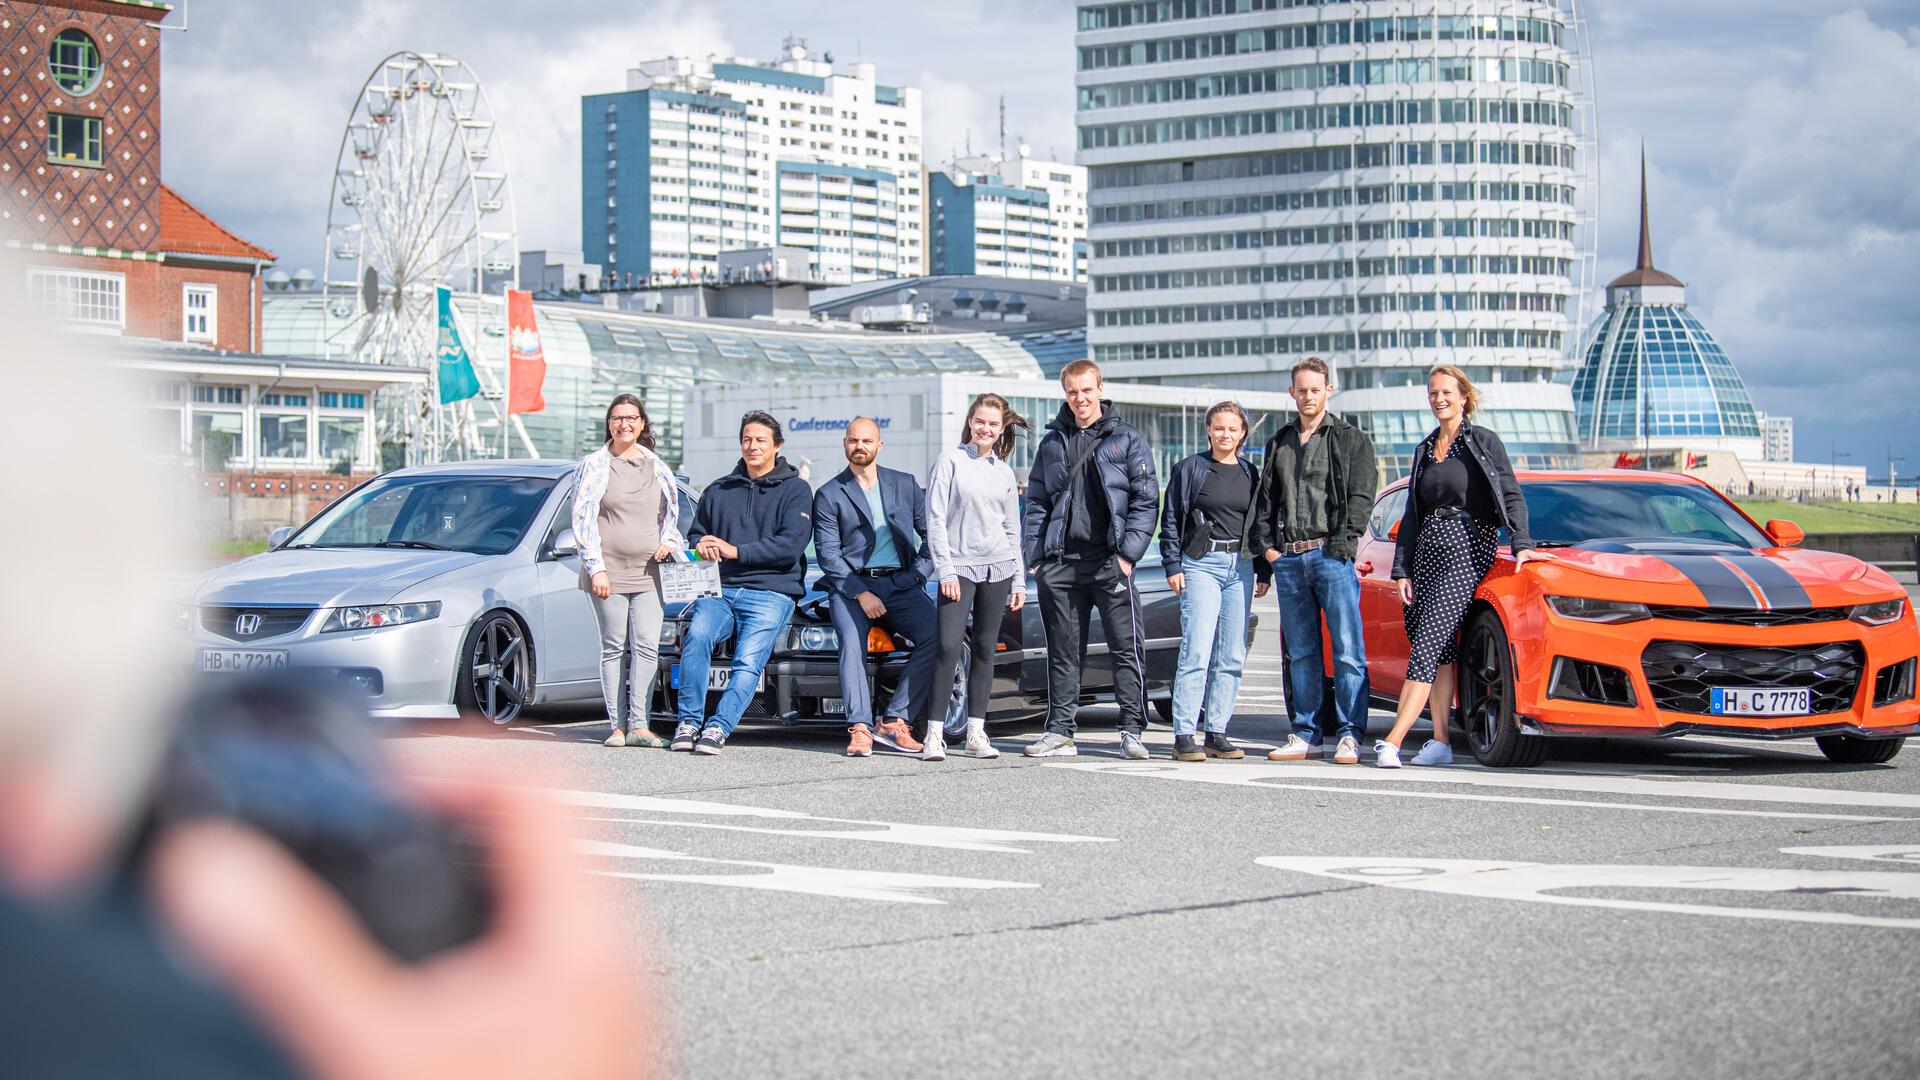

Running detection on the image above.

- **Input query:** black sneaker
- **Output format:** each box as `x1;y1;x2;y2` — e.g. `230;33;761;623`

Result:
1172;734;1205;762
693;723;727;755
669;721;700;752
1204;732;1245;760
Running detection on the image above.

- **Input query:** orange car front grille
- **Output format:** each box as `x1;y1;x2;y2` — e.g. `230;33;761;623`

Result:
1640;640;1864;716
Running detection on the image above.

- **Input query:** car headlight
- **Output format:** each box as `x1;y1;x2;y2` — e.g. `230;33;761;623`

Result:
318;601;442;633
168;602;194;632
1546;596;1651;624
1850;599;1907;627
659;620;682;649
788;625;838;653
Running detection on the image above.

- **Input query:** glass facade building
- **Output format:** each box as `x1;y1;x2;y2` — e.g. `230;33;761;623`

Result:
1073;0;1597;476
1569;160;1762;459
262;293;1041;469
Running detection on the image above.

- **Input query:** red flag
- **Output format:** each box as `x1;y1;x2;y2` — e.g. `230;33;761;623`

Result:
506;289;546;415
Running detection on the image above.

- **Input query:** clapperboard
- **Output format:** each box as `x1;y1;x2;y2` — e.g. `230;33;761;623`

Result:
659;550;722;605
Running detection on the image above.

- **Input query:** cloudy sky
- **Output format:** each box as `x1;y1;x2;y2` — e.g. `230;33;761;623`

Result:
162;1;1919;478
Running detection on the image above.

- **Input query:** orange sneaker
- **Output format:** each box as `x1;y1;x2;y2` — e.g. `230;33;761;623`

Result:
846;725;874;757
873;717;924;753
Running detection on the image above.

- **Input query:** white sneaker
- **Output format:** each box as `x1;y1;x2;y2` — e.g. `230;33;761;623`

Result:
964;718;1000;759
921;727;947;761
1267;734;1322;761
1411;739;1454;766
1374;740;1402;769
1333;735;1360;765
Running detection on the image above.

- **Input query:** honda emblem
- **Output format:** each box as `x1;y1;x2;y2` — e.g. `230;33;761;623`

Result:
234;613;263;637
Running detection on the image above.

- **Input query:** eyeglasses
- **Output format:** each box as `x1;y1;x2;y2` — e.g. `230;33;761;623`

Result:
609;415;642;427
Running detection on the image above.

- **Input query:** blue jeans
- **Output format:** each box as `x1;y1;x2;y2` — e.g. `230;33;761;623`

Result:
678;587;797;735
1269;547;1369;743
1169;551;1254;736
827;570;940;730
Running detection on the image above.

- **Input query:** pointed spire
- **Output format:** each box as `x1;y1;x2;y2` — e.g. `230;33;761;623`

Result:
1607;142;1685;291
1636;142;1654;271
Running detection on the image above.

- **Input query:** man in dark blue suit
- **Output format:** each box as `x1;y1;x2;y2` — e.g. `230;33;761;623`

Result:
814;418;941;758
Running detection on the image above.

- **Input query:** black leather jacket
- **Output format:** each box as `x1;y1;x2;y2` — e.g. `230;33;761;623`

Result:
1391;421;1534;580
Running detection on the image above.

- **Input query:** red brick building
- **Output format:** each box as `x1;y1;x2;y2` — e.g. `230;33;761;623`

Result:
0;0;274;351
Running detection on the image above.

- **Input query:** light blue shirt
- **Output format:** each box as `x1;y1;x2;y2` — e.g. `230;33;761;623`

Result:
863;480;901;570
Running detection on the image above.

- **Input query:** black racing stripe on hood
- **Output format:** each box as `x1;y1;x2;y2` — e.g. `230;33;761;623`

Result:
1653;554;1763;609
1714;549;1813;610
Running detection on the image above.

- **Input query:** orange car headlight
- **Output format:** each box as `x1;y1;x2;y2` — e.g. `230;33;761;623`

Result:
1546;596;1651;624
1851;599;1907;627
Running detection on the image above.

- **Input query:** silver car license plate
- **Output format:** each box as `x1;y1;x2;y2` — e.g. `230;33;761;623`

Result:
199;648;289;673
1710;687;1811;716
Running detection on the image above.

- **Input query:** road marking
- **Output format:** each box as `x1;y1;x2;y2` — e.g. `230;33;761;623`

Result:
1257;854;1920;930
1780;845;1920;865
580;839;1036;904
552;788;1115;854
1044;761;1917;822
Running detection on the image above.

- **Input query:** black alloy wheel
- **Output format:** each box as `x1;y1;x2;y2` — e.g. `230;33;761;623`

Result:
455;611;529;726
1457;611;1547;768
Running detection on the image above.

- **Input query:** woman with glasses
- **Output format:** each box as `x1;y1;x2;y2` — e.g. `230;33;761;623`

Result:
572;394;682;747
1159;401;1271;761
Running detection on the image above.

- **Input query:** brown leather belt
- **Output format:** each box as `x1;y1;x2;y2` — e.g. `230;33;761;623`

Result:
1277;537;1327;555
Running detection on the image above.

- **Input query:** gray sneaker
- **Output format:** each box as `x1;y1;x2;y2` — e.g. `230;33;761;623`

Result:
1119;731;1150;760
1023;732;1078;758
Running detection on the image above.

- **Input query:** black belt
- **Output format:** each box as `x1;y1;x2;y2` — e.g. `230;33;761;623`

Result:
1206;538;1242;551
1426;506;1473;521
856;566;901;578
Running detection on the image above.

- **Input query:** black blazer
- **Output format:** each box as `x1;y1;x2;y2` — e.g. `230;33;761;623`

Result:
1391;422;1534;580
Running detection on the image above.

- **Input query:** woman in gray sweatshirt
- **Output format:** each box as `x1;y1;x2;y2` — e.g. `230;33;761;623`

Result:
922;393;1029;760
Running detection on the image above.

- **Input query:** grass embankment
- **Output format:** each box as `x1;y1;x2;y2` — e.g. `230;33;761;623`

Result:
1734;501;1920;534
207;539;271;559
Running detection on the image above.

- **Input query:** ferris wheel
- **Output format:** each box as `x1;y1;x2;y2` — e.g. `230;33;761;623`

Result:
322;51;521;462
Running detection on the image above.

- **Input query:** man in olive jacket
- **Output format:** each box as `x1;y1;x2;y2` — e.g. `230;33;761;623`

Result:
1250;357;1377;765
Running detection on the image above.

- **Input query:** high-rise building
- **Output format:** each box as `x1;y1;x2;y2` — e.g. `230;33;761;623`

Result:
582;40;924;287
1073;1;1597;476
930;152;1088;282
1759;414;1793;465
1570;156;1762;462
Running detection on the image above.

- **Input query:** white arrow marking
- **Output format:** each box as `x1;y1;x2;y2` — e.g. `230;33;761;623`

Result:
579;838;1037;904
1257;855;1920;930
551;788;1115;854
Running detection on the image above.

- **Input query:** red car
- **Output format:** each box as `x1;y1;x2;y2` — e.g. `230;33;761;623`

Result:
1351;471;1919;767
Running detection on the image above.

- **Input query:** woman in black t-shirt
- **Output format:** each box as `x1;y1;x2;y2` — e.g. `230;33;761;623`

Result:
1157;402;1272;762
1377;366;1544;768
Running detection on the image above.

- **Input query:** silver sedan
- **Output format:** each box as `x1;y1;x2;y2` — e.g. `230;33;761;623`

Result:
176;460;652;724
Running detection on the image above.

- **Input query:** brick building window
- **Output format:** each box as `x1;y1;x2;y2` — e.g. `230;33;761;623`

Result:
183;284;217;343
49;29;102;94
47;112;102;166
27;267;122;331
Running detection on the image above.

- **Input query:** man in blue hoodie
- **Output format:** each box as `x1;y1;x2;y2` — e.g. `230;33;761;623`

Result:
674;411;814;755
1020;360;1160;759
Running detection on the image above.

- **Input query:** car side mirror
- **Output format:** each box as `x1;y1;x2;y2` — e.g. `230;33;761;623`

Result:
267;526;294;550
1387;520;1401;542
1764;519;1804;548
549;527;580;559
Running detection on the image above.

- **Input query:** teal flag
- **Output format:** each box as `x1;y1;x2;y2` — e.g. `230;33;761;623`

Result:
436;286;481;404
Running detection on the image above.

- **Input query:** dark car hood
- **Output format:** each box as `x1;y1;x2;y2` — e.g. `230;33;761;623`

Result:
1537;537;1888;608
193;547;486;608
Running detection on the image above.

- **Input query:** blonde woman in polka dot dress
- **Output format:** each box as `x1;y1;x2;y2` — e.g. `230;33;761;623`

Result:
1377;366;1546;768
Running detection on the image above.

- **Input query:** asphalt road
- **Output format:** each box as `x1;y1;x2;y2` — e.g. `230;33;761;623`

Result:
389;616;1920;1080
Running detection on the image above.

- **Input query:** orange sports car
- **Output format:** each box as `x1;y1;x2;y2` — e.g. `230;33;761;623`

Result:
1351;470;1919;767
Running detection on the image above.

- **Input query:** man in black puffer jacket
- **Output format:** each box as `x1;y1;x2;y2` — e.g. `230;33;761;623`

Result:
1020;360;1160;760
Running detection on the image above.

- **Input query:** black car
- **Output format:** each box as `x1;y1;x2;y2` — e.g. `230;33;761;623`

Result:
645;555;1256;732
